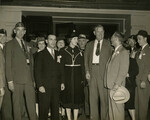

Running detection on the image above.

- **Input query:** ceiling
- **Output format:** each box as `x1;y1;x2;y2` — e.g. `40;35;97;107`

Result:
1;0;150;10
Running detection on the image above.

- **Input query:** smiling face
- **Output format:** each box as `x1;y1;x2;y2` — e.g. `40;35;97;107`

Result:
137;35;147;47
14;27;26;40
111;35;118;47
46;35;56;49
0;34;7;45
78;38;88;49
38;41;46;51
70;37;78;47
94;26;104;41
57;40;65;49
128;38;136;47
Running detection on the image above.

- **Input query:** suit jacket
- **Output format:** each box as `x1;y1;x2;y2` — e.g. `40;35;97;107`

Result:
84;39;112;79
5;38;34;85
136;44;150;86
105;45;129;89
35;48;61;89
0;47;5;88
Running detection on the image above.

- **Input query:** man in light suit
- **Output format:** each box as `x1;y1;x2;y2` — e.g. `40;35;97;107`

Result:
0;29;7;110
105;32;129;120
84;25;112;120
135;30;150;120
5;22;36;120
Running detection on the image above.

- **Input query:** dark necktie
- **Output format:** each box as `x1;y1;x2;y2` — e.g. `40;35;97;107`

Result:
51;49;55;59
21;40;29;60
96;40;100;56
21;40;26;52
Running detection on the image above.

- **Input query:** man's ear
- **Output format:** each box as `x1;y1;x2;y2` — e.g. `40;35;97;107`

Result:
93;31;95;36
45;40;48;44
24;29;26;34
14;29;16;34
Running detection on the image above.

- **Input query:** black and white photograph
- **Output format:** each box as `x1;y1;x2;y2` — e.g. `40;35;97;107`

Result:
0;0;150;120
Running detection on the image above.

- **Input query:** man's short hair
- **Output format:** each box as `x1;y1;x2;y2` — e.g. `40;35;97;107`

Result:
15;22;26;29
113;32;124;42
94;25;104;31
137;30;148;38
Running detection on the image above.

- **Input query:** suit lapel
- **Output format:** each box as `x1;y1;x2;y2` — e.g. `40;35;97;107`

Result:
90;41;95;62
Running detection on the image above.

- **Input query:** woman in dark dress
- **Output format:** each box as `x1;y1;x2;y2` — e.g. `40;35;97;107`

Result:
60;33;85;120
125;35;139;120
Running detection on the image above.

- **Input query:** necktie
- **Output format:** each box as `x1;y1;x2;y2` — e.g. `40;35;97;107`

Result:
96;40;100;56
21;40;29;61
51;49;55;59
21;40;26;52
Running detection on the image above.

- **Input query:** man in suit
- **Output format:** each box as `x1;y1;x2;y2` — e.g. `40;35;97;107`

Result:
0;29;7;111
35;34;61;120
135;30;150;120
105;32;129;120
84;25;112;120
5;22;36;120
78;34;90;118
1;29;14;120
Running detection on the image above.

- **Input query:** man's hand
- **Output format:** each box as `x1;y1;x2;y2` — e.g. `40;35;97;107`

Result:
0;88;5;96
86;71;90;80
112;84;119;91
148;74;150;82
8;81;14;92
61;83;65;91
140;81;146;89
39;86;46;93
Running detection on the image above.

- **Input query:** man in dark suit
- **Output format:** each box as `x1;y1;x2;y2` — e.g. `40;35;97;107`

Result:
0;29;6;111
5;22;36;120
35;34;61;120
135;30;150;120
84;25;112;120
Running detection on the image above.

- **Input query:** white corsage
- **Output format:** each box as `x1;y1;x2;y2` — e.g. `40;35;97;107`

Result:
139;52;146;59
143;53;146;56
57;55;62;63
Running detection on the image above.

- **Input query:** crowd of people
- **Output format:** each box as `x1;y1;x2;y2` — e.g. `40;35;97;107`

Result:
0;22;150;120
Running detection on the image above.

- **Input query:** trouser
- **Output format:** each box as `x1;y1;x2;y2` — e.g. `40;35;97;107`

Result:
108;90;124;120
13;83;36;120
89;65;109;120
1;86;13;120
84;86;90;116
38;87;59;120
135;85;150;120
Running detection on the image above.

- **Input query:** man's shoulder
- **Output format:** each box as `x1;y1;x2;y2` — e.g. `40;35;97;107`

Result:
5;38;16;47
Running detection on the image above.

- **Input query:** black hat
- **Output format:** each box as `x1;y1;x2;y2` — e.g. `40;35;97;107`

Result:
0;29;7;36
37;37;45;43
15;22;25;28
68;30;78;39
137;30;148;38
57;36;65;42
78;34;87;39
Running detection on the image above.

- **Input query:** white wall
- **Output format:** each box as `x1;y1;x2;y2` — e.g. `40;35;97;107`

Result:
0;5;150;40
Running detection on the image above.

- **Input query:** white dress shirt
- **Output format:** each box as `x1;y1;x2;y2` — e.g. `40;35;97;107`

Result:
92;39;103;63
47;47;55;59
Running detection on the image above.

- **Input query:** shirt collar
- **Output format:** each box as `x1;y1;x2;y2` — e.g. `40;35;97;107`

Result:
142;43;148;50
47;47;54;53
115;44;122;52
0;43;3;49
95;39;103;43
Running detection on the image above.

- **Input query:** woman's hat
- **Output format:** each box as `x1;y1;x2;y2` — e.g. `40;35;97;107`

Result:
110;86;130;104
